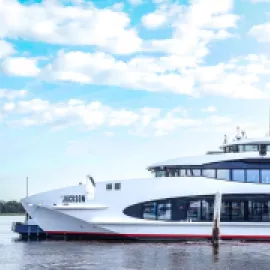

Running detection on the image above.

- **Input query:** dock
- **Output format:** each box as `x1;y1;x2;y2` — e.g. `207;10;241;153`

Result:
12;222;47;240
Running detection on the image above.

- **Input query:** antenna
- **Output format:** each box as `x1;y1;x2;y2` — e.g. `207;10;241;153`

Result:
25;177;29;222
223;134;227;145
235;126;241;140
87;174;95;187
26;177;28;197
268;107;270;137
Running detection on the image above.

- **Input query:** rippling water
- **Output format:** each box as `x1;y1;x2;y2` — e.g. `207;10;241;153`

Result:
2;216;270;269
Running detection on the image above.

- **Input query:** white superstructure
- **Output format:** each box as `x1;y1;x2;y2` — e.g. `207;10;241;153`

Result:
21;134;270;241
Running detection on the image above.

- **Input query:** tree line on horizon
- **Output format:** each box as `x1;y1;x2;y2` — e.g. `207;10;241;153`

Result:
0;201;25;214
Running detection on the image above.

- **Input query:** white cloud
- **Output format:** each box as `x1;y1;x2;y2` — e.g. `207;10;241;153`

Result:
143;0;239;61
128;0;143;5
191;55;270;99
3;99;140;129
104;131;114;137
0;89;27;100
0;40;15;59
0;0;142;55
153;107;199;135
42;50;195;95
251;0;270;3
142;11;167;29
0;96;239;137
152;0;167;3
202;106;217;113
249;23;270;43
2;102;16;112
111;3;124;11
109;110;139;126
2;57;40;77
40;50;270;100
140;108;161;126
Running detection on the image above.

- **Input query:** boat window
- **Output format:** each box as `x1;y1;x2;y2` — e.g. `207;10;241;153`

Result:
221;201;230;221
232;169;245;182
187;169;201;176
201;200;214;221
230;145;239;153
202;169;216;178
261;170;270;184
168;170;177;177
180;169;186;176
246;170;260;183
157;201;171;220
115;183;121;190
238;145;245;152
187;200;201;221
106;183;112;190
231;201;245;221
245;145;259;152
217;169;230;180
262;201;270;221
124;194;270;222
156;170;166;177
82;195;85;202
248;201;262;221
143;202;156;220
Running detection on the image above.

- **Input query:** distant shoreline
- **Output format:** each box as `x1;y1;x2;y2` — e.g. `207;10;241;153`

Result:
0;213;25;216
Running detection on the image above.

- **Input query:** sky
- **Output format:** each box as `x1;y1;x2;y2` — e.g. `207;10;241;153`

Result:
0;0;270;200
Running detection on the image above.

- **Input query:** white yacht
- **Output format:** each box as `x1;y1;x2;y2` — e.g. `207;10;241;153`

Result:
21;132;270;241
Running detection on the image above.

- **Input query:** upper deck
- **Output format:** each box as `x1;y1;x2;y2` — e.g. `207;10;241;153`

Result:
148;135;270;183
149;136;270;169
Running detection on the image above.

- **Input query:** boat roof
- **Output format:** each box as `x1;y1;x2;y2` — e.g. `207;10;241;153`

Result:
149;137;270;169
149;145;270;169
222;137;270;147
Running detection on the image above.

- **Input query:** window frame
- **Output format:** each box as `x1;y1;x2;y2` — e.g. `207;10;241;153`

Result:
115;183;121;190
106;183;113;190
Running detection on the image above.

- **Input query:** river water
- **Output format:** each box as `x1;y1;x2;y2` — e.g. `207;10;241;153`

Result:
2;216;270;269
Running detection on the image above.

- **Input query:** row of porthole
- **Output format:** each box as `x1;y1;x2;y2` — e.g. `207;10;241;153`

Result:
106;183;121;190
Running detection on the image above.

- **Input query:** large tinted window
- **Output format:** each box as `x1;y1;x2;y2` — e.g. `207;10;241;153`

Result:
246;170;260;183
156;171;166;177
232;170;245;182
187;200;201;221
238;145;245;152
262;170;270;183
180;169;186;176
217;170;230;180
262;201;270;221
203;169;216;178
248;201;262;221
186;169;201;177
157;201;171;220
231;201;245;221
124;194;270;222
143;202;156;219
245;145;259;151
221;201;230;221
201;199;214;221
230;145;239;153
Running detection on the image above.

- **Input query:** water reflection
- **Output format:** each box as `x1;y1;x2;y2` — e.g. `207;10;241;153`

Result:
3;217;270;269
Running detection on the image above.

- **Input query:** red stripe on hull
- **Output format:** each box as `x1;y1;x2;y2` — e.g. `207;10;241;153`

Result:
44;231;270;240
45;231;211;239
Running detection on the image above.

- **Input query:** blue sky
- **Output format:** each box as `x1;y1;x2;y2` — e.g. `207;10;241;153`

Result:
0;0;270;200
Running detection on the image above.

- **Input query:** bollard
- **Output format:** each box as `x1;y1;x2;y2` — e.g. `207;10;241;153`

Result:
212;191;222;248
